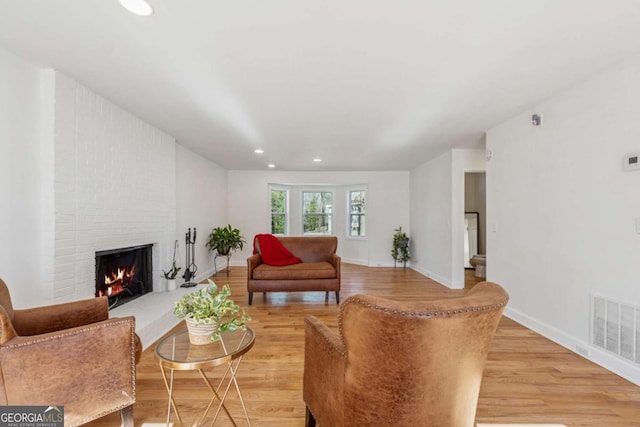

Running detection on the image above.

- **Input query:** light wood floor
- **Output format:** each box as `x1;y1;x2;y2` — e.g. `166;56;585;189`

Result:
465;267;486;289
87;264;640;426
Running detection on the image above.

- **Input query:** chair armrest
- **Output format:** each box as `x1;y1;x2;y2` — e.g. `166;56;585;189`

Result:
329;254;341;280
12;296;109;336
0;316;137;419
0;305;17;344
303;315;346;425
247;254;262;280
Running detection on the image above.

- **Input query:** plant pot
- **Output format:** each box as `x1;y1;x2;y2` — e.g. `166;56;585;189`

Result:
166;279;176;291
186;318;219;345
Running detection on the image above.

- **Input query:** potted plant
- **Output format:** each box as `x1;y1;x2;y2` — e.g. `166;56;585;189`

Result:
206;224;246;256
391;226;411;269
162;240;181;291
174;279;250;344
161;261;181;291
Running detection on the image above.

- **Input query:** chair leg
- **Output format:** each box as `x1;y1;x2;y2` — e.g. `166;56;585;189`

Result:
120;405;133;427
305;406;317;427
336;291;340;304
248;292;253;305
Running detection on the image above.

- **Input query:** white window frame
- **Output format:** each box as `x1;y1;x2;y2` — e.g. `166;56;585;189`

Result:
302;190;333;235
270;187;289;235
347;188;366;239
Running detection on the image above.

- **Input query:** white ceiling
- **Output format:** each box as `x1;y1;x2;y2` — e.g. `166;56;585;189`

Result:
2;1;640;171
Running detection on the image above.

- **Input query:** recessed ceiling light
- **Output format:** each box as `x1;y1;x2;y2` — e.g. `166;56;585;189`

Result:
254;149;264;154
119;0;153;16
313;158;322;163
267;164;276;168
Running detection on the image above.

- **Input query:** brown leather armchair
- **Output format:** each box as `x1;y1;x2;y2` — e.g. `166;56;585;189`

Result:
303;281;509;427
0;278;142;426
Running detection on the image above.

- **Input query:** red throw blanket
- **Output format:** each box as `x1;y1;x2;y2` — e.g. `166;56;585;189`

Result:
253;234;302;266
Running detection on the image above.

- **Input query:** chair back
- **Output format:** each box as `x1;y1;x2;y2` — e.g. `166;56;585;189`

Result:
339;282;508;426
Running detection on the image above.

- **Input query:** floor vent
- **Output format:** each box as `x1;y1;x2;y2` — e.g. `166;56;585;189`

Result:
591;295;640;365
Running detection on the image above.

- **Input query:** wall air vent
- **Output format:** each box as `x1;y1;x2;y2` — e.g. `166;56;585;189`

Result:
591;295;640;365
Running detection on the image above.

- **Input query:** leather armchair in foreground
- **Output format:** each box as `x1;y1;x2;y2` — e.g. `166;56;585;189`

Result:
0;278;141;427
303;281;509;427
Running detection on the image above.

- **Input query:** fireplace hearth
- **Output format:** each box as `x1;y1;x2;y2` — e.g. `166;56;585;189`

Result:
95;244;153;309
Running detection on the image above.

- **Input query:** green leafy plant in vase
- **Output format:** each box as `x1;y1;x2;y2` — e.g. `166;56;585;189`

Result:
206;224;246;277
206;224;246;256
174;279;250;344
162;240;181;291
161;261;181;291
162;261;181;280
391;226;411;269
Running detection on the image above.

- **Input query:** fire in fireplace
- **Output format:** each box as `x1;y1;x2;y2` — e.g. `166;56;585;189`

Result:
95;244;153;309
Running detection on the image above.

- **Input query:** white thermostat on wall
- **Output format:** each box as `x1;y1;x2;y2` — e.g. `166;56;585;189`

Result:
623;153;640;171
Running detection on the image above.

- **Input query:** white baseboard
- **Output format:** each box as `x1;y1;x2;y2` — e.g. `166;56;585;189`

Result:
341;258;368;266
505;306;640;387
195;267;217;283
410;265;453;288
368;261;396;267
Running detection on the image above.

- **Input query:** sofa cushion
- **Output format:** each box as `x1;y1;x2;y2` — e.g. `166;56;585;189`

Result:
253;262;336;280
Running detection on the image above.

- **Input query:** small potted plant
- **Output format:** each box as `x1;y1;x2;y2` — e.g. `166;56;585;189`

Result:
207;225;246;276
174;279;250;344
162;261;181;291
206;224;246;256
391;226;411;269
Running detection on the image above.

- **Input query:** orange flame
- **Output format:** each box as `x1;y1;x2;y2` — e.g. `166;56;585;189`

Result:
101;265;136;297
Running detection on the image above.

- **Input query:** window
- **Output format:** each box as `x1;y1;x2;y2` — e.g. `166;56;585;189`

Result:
349;190;366;237
303;191;332;235
271;189;287;235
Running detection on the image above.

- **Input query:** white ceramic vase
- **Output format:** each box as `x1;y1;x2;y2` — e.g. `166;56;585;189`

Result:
185;318;219;345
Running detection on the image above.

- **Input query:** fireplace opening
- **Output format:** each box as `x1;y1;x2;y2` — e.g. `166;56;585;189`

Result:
95;244;153;309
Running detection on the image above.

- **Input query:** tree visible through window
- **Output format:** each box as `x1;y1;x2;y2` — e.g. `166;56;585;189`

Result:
303;191;332;235
349;190;366;237
271;189;287;234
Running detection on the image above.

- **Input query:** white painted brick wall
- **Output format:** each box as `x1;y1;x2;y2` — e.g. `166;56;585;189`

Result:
52;73;176;303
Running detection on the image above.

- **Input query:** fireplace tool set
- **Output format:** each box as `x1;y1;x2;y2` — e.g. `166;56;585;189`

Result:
181;227;198;288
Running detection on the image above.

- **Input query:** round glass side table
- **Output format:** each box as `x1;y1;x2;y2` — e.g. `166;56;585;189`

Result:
154;326;255;426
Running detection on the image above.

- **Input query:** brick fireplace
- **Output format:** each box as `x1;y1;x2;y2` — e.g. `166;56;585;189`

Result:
50;73;176;303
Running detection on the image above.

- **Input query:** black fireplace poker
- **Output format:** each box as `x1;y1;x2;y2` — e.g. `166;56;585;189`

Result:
181;227;198;288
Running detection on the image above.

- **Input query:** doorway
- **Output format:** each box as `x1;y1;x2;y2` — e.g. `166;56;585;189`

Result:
464;172;486;289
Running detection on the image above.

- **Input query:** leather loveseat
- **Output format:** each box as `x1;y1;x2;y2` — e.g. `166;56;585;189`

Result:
246;236;341;305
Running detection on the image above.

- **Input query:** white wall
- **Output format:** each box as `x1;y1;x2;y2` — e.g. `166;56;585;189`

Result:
410;151;452;285
0;48;54;307
227;171;410;267
410;149;485;288
487;55;640;384
175;144;228;281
